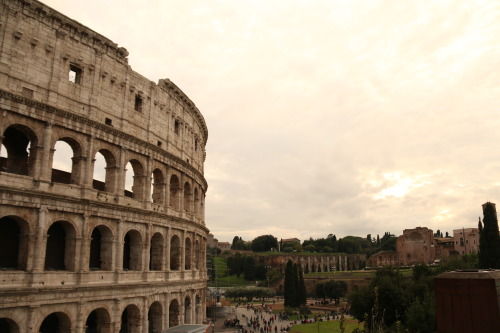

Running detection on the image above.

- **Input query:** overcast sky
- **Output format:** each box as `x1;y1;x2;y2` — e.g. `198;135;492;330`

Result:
42;0;500;243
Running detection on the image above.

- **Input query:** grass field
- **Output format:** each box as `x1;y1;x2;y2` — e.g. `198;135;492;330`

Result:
208;257;248;287
289;319;363;333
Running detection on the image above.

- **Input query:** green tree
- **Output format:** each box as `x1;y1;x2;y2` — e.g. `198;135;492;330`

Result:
243;256;255;281
284;260;296;307
479;202;500;268
297;265;307;306
251;234;278;252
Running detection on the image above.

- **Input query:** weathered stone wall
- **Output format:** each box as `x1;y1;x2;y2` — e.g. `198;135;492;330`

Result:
0;0;209;332
397;227;436;265
255;253;367;273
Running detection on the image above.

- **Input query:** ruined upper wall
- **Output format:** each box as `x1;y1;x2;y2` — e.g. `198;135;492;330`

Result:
0;0;208;170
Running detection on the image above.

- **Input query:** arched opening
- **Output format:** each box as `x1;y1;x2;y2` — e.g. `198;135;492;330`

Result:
0;318;19;333
169;299;180;328
45;221;76;271
1;125;38;176
39;312;71;333
184;296;192;324
170;235;181;271
92;149;117;193
120;304;141;333
195;295;201;323
151;169;165;204
124;159;145;200
123;230;142;271
51;139;82;185
194;240;200;270
0;216;29;270
184;237;191;270
89;225;113;271
183;182;191;212
193;188;200;217
169;175;180;210
149;233;163;271
148;302;162;333
85;308;111;333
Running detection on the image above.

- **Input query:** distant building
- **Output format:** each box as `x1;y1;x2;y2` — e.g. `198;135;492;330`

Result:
279;238;301;251
397;227;436;265
453;228;480;255
217;242;231;251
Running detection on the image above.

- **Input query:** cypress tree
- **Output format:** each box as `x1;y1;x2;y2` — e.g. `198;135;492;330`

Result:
293;263;299;307
284;260;296;307
479;202;500;268
298;265;307;306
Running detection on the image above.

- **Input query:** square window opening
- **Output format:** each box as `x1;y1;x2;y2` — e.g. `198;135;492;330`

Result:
134;95;143;112
105;118;112;126
157;141;162;147
174;120;180;135
69;64;82;84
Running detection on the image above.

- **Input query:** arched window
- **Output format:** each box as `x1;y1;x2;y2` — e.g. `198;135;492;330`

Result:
123;230;142;271
193;188;200;217
169;175;180;210
151;169;165;204
149;233;164;271
86;308;111;333
39;312;71;333
184;296;192;324
0;318;19;333
45;221;76;271
51;139;82;184
183;182;191;212
194;240;200;270
92;149;116;193
1;125;38;176
124;159;145;200
184;237;191;270
148;302;163;333
170;235;181;271
120;305;141;333
0;216;29;270
89;225;113;271
169;299;180;328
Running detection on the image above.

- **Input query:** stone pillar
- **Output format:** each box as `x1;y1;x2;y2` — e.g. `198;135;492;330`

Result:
144;224;151;276
165;227;171;272
75;301;85;333
117;147;127;196
164;293;170;329
115;220;124;274
83;135;94;188
164;166;171;210
181;230;186;273
144;156;153;205
27;305;39;333
79;214;90;272
142;296;148;333
32;205;48;272
112;299;122;333
37;121;53;181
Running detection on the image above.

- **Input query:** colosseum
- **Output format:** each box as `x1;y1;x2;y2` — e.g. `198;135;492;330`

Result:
0;0;209;332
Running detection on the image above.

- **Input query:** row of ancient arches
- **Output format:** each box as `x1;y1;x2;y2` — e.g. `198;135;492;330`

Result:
0;215;205;272
0;295;201;333
0;123;205;218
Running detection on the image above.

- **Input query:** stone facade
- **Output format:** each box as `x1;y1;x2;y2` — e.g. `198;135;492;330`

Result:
397;227;436;266
453;228;480;255
0;1;209;332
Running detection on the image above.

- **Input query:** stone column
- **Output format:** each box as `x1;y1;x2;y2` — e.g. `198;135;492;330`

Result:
143;224;151;276
165;227;171;272
112;299;122;332
164;293;170;329
37;121;53;181
83;135;94;188
181;230;186;273
115;220;124;276
75;301;85;333
32;205;48;272
79;214;90;272
142;296;148;333
144;156;153;205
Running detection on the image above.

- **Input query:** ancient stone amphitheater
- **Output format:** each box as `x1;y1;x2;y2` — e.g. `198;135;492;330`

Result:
0;0;209;332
